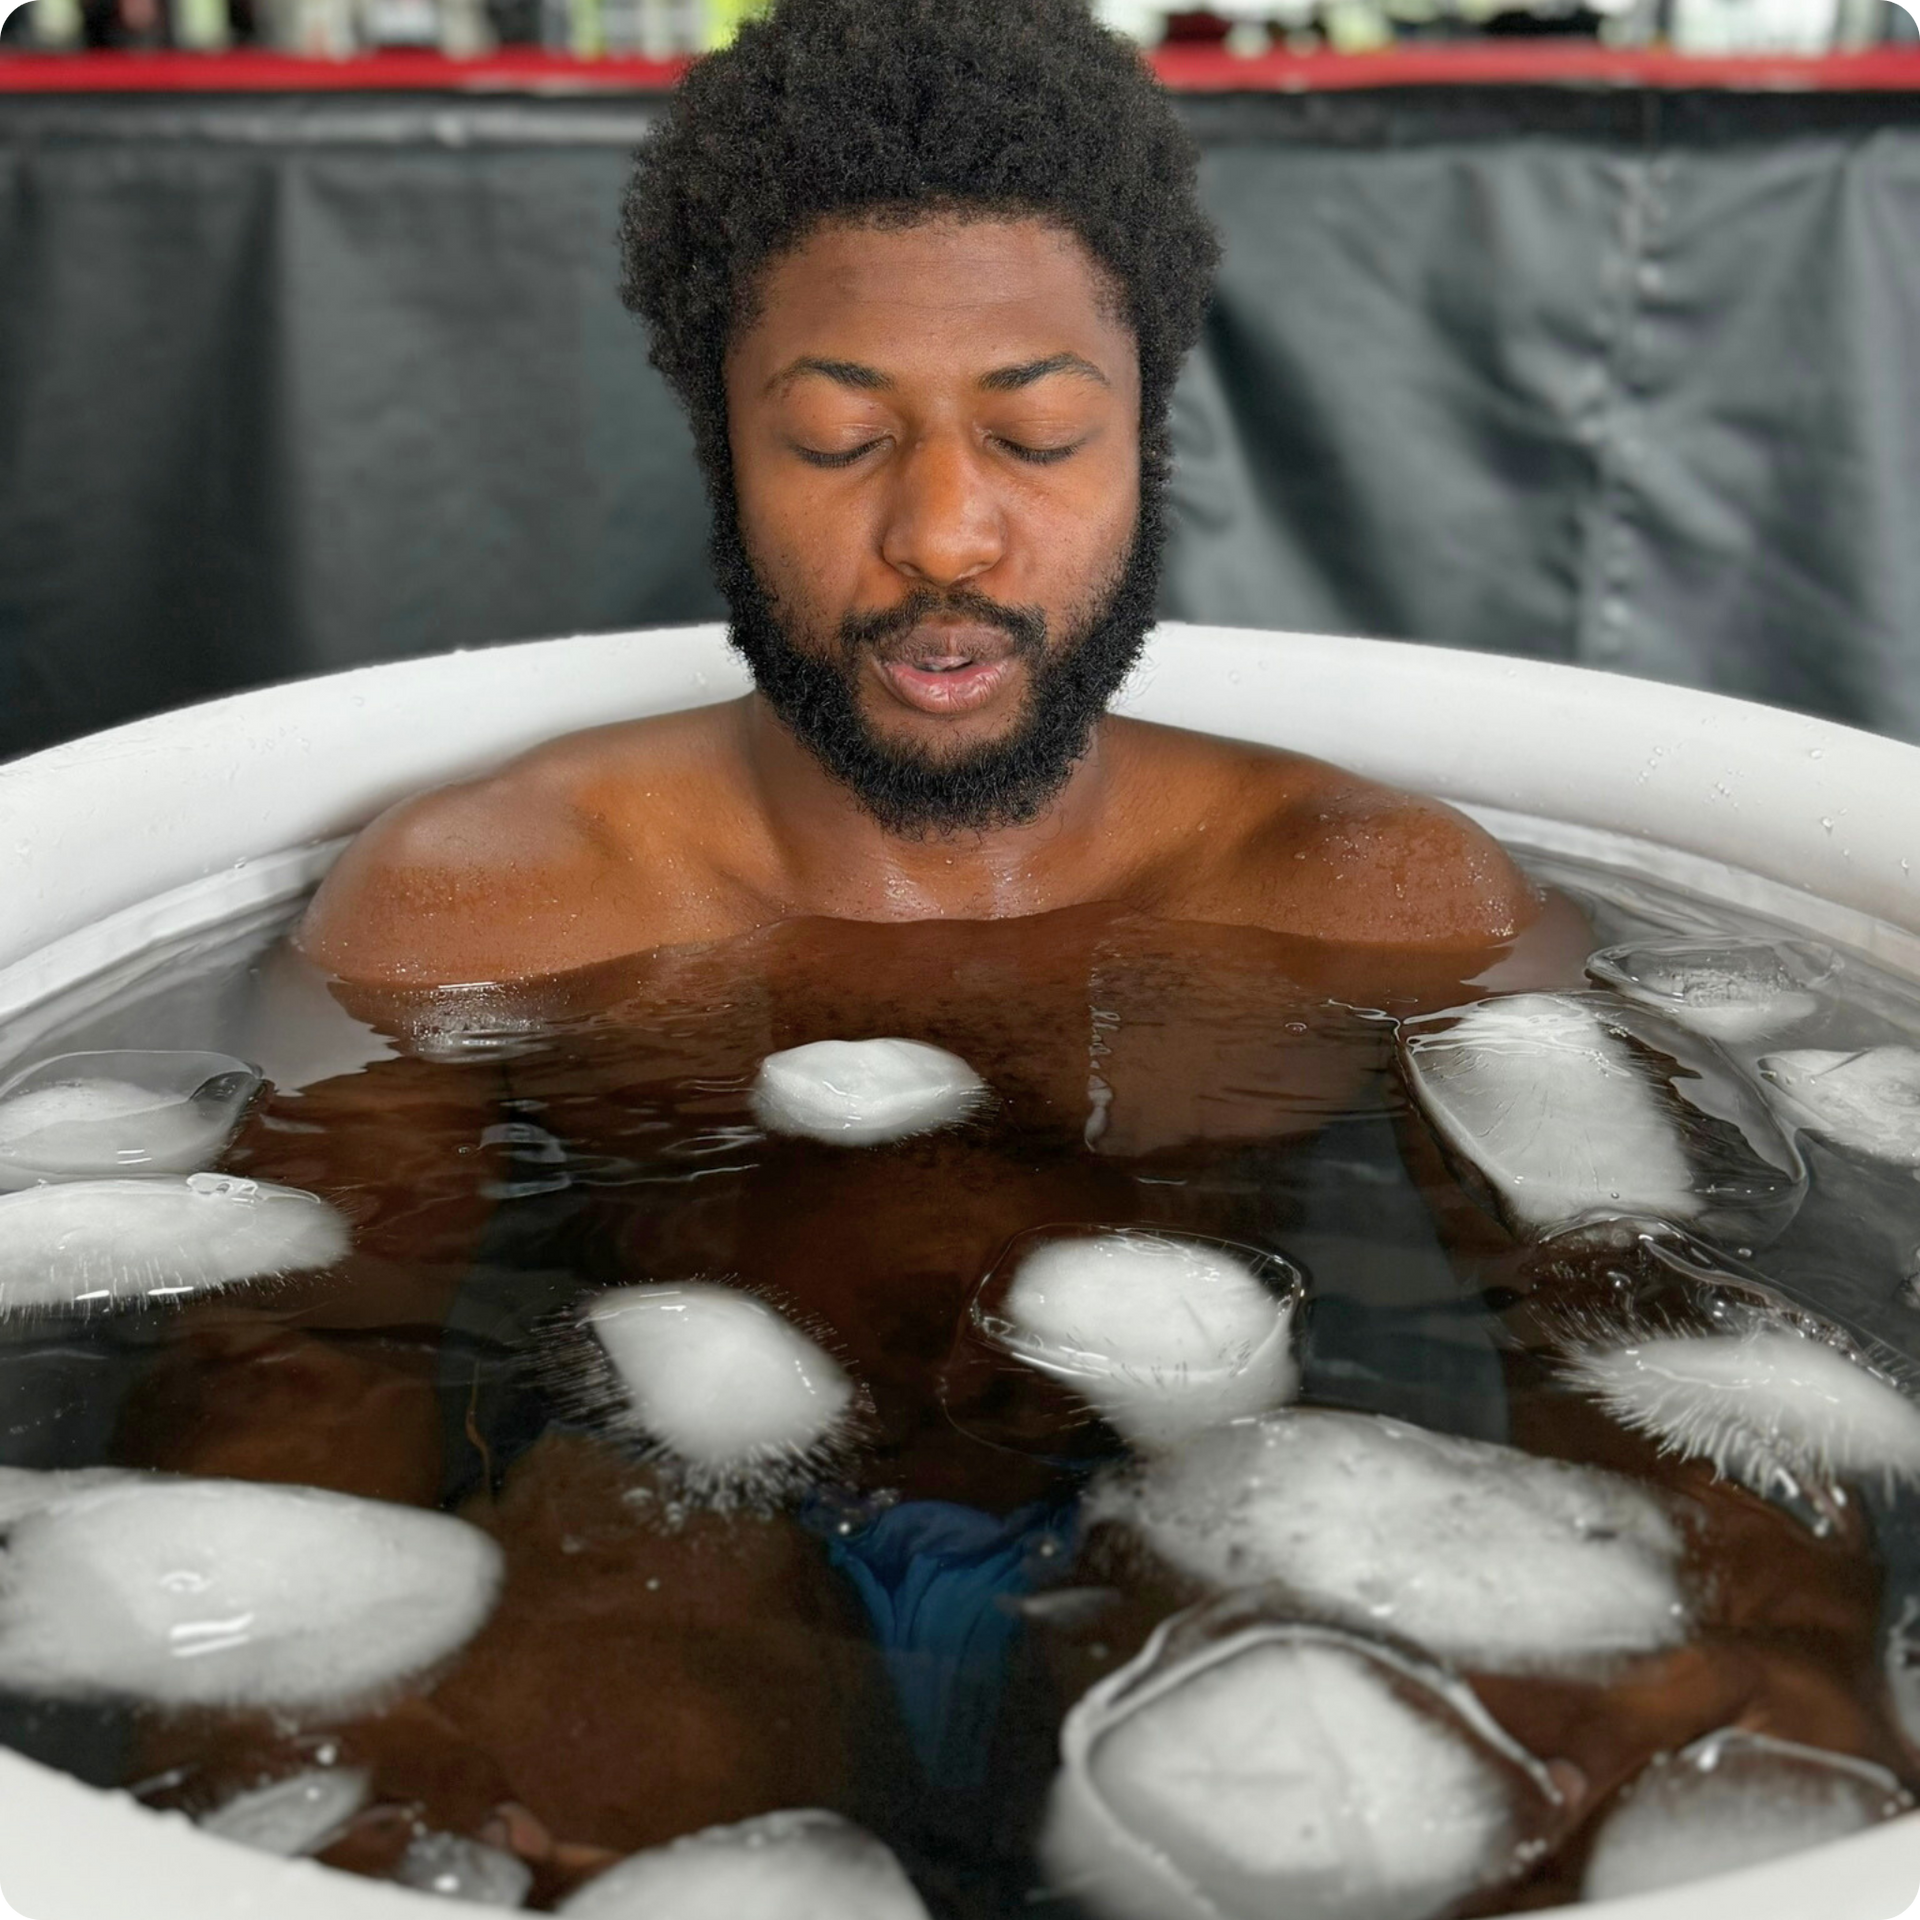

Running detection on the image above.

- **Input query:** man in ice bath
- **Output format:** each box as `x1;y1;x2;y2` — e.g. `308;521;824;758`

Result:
300;0;1542;985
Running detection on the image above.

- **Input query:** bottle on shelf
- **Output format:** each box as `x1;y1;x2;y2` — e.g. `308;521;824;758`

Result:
1668;0;1843;50
436;0;493;55
357;0;438;48
169;0;232;48
28;0;88;47
259;0;357;56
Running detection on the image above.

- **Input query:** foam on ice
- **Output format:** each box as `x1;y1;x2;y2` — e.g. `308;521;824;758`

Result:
751;1039;986;1146
1092;1408;1688;1672
558;1810;930;1919
0;1469;502;1711
0;1173;349;1312
1582;1729;1910;1901
588;1283;859;1501
992;1230;1300;1450
1760;1046;1920;1168
1043;1617;1556;1920
1563;1321;1920;1499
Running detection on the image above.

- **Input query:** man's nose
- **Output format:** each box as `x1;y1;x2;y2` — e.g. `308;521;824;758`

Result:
878;434;1006;588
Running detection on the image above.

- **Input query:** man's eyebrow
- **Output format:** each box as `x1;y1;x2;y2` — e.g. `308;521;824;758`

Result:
766;350;1110;397
768;356;894;396
978;352;1110;393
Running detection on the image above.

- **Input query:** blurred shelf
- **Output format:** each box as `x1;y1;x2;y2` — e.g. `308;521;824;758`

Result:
0;48;690;90
1154;40;1920;87
2;40;1919;92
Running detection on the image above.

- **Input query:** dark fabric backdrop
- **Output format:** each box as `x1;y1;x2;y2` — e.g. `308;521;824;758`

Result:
3;84;1920;759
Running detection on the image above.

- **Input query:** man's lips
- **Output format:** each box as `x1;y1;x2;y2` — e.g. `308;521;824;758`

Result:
868;624;1027;716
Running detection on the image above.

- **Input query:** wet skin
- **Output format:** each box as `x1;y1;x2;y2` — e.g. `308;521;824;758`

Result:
296;215;1542;992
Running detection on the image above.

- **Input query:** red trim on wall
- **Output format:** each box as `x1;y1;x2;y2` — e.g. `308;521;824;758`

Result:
1;40;1918;95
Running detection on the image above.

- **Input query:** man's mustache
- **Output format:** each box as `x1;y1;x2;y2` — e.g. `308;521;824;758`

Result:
838;588;1047;660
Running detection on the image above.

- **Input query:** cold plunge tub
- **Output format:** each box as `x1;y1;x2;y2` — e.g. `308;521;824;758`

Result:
2;620;1919;1920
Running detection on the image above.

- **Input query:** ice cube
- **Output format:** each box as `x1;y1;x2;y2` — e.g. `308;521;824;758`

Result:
751;1039;986;1145
0;1470;502;1711
1759;1047;1920;1168
1582;1728;1910;1900
1090;1407;1687;1673
1399;991;1804;1246
587;1283;860;1504
0;1465;132;1524
398;1831;535;1906
1562;1320;1920;1500
557;1809;930;1919
198;1767;371;1857
1886;1593;1920;1753
0;1050;261;1190
0;1173;349;1312
1586;939;1835;1045
1042;1610;1559;1920
975;1227;1302;1451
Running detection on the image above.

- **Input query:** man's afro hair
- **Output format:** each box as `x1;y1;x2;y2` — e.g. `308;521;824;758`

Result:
618;0;1220;483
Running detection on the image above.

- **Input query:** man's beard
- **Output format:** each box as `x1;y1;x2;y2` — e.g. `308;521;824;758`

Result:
709;478;1165;838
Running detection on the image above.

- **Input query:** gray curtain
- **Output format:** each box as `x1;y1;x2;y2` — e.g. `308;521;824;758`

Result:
4;85;1919;759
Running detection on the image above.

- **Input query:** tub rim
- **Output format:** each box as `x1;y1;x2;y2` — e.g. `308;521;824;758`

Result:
0;620;1917;1919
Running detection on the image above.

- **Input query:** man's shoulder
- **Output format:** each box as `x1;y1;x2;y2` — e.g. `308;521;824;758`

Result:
1121;720;1540;949
295;707;742;989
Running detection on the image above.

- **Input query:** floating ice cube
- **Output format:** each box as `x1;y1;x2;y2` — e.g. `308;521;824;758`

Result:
1042;1611;1559;1920
1562;1320;1920;1500
557;1810;930;1919
1091;1408;1687;1672
0;1465;131;1523
1399;991;1805;1246
1886;1593;1920;1753
980;1228;1302;1451
1587;939;1835;1045
1582;1729;1910;1901
198;1767;371;1857
398;1831;534;1907
751;1039;985;1145
0;1050;262;1190
0;1173;349;1312
1759;1047;1920;1168
0;1469;502;1711
587;1283;860;1504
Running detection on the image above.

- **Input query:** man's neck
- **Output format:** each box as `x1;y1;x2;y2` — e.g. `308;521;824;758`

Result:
735;693;1128;922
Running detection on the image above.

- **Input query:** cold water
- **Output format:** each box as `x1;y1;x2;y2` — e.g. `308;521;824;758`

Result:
1;837;1918;1917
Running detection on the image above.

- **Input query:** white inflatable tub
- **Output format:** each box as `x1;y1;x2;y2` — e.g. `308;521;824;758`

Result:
0;620;1917;1920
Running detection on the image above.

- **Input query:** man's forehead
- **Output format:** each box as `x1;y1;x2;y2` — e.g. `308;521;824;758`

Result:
735;213;1136;385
